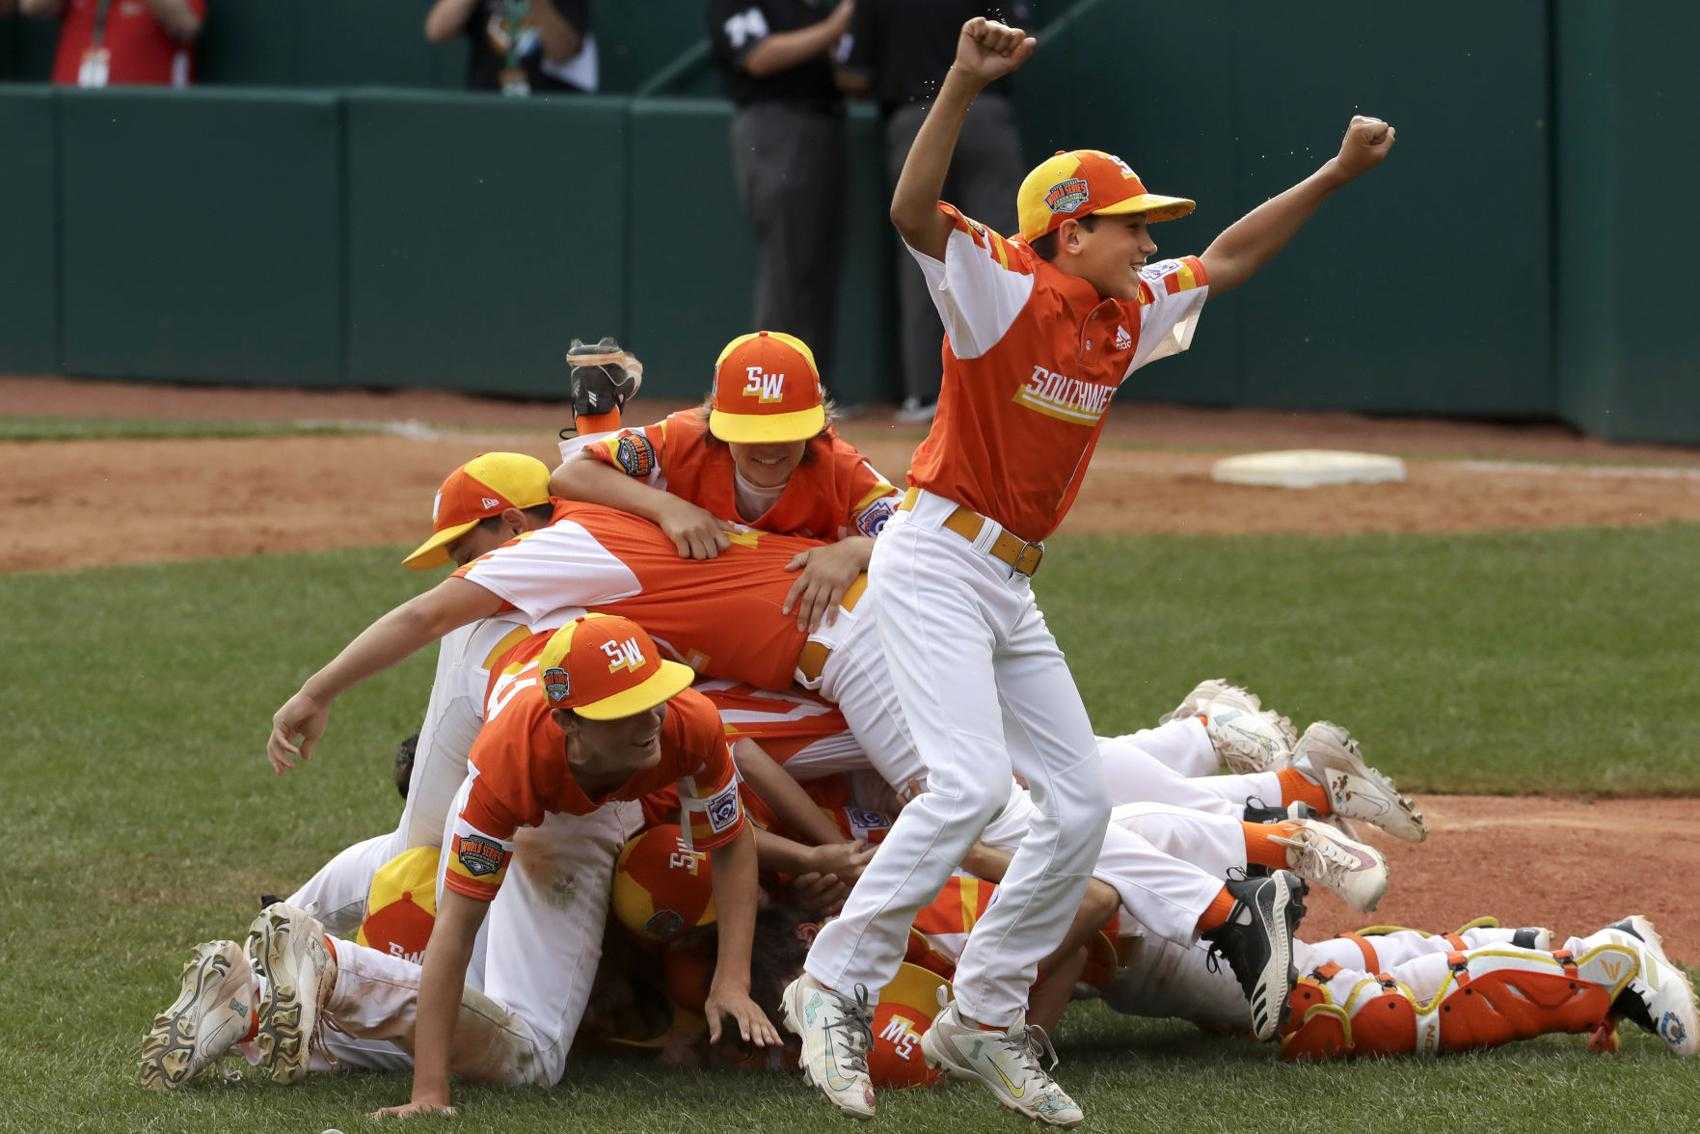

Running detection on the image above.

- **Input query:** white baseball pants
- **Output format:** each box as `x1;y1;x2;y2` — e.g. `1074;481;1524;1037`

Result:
806;495;1114;1027
1098;725;1283;817
316;784;636;1087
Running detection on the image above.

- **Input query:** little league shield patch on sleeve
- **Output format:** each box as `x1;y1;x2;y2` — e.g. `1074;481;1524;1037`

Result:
855;496;897;538
615;434;656;478
454;833;507;878
706;784;741;833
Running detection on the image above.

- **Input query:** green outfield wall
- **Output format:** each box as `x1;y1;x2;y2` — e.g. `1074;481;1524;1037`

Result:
1;1;1695;441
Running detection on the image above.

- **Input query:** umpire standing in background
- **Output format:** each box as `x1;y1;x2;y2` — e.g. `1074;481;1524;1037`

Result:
838;1;1030;421
710;0;854;384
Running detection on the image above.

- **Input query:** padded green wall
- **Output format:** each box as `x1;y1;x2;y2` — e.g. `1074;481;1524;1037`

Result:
1554;1;1700;444
1020;0;1552;418
57;88;343;384
0;85;58;373
344;90;626;396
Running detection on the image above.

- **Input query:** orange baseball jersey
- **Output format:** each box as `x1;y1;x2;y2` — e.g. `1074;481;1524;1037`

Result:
443;680;745;903
905;201;1210;543
588;408;900;539
454;501;820;692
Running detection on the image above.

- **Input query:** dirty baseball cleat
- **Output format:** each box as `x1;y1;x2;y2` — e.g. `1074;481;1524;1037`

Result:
921;1001;1083;1127
1202;870;1308;1040
1161;678;1262;725
780;975;876;1118
1291;721;1426;842
245;902;337;1084
1270;819;1389;913
137;940;254;1090
1602;916;1699;1056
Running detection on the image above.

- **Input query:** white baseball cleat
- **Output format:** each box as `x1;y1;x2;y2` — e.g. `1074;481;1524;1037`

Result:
137;940;254;1090
1204;707;1299;774
920;1002;1083;1127
1166;679;1297;773
245;903;337;1084
1269;819;1389;913
1604;916;1699;1056
780;975;876;1118
1161;678;1262;724
1291;721;1426;842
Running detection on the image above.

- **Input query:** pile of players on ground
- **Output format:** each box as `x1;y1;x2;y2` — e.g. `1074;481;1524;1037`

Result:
137;338;1698;1123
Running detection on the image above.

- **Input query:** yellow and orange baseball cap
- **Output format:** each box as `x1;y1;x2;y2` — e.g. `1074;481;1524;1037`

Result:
707;331;826;444
1016;149;1195;243
536;612;694;720
867;963;948;1088
402;452;552;571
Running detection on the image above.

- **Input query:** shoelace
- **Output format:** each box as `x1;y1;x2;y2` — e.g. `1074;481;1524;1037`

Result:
1270;830;1352;892
825;984;873;1074
1203;869;1251;979
994;1021;1061;1084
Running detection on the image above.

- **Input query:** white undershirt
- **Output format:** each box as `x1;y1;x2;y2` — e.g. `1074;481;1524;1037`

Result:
733;468;785;522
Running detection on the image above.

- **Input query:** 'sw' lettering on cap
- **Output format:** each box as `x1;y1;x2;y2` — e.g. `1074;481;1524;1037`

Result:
536;613;695;720
707;330;827;444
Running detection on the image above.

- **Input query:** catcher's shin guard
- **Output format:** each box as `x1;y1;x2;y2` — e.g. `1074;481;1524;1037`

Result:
1281;941;1635;1061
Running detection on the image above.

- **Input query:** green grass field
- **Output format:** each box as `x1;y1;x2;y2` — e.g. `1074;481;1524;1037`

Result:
4;525;1698;1131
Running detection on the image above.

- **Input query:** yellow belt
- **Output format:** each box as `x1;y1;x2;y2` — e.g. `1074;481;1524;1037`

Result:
897;487;1044;577
795;574;868;683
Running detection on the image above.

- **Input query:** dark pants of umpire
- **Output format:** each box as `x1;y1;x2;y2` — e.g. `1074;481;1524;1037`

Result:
732;103;846;377
885;93;1025;405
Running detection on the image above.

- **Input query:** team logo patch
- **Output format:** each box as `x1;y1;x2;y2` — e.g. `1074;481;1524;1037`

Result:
1661;1011;1688;1047
454;834;506;878
855;496;896;538
542;666;573;703
705;784;741;833
615;434;656;478
644;909;686;942
1044;177;1090;214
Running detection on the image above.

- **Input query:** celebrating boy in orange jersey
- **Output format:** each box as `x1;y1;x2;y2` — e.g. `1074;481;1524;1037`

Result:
552;330;901;631
784;16;1397;1124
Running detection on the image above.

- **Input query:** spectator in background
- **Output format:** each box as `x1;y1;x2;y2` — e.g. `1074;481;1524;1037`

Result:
426;0;596;95
710;0;853;397
839;1;1029;422
22;0;204;88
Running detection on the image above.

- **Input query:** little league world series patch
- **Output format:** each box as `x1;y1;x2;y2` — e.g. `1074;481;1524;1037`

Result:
615;434;656;478
1045;177;1090;214
454;833;507;878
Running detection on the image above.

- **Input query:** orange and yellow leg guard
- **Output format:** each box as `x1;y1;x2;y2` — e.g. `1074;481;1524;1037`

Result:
1281;940;1640;1061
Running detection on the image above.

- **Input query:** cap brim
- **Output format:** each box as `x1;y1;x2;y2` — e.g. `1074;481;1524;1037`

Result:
401;519;479;570
708;405;826;444
1092;192;1197;223
573;658;696;720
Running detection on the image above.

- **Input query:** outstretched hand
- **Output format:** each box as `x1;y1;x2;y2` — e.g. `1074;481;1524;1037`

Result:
952;17;1036;87
1333;115;1396;180
268;690;329;774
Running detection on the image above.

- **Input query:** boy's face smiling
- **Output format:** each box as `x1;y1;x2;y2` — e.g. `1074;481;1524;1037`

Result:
1057;214;1160;301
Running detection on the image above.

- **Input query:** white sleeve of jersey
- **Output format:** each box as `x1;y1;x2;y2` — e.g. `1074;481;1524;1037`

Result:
458;520;642;624
399;616;530;849
1126;260;1210;376
904;227;1036;360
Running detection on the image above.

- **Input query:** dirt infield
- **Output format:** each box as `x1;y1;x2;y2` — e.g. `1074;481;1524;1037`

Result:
7;375;1700;573
6;375;1699;959
1306;797;1700;963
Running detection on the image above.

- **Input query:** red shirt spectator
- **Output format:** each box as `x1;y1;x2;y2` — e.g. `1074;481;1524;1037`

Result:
23;0;205;88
